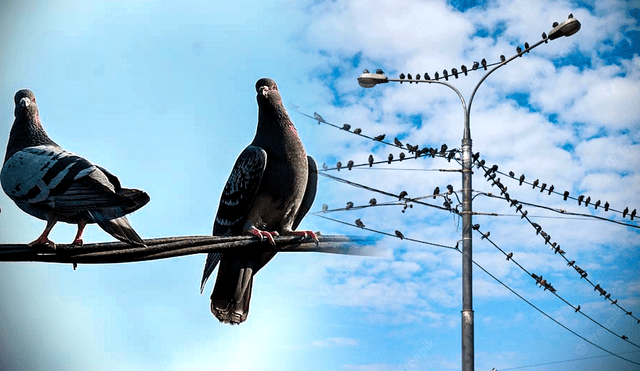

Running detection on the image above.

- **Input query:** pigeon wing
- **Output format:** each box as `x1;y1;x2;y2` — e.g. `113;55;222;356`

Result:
200;145;267;292
293;156;318;230
2;146;139;216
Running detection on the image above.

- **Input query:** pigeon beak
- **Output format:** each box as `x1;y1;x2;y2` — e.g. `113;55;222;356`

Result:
259;86;269;98
20;97;31;108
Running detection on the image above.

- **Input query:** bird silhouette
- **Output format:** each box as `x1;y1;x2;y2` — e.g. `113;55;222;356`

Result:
532;179;539;189
519;174;525;185
387;153;393;164
394;137;403;147
433;187;440;199
336;161;342;171
368;155;374;167
355;219;365;228
373;134;385;141
353;128;362;134
347;160;354;170
342;124;351;131
395;230;404;239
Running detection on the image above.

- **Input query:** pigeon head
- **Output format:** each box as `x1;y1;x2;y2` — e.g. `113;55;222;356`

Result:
255;78;283;106
255;78;292;127
14;89;39;120
5;89;57;162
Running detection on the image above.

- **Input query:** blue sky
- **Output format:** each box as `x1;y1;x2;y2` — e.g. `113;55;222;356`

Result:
1;0;639;370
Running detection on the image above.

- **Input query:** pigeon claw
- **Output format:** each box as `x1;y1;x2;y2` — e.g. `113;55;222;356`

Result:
290;230;319;245
72;238;84;247
249;227;278;245
29;237;56;250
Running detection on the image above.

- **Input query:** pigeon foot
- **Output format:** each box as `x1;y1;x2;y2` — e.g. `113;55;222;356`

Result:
29;237;56;250
249;227;279;245
289;230;319;244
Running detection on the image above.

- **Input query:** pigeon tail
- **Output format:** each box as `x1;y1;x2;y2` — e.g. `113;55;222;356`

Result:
88;212;146;247
209;251;275;324
210;256;255;324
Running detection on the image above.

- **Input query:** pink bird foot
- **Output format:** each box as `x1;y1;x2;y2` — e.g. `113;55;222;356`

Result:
249;227;279;245
29;236;56;250
289;230;319;243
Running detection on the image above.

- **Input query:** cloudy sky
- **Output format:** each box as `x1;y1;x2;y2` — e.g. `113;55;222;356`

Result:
1;0;639;370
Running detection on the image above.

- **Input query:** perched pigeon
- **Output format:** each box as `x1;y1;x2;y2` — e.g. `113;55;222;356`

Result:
1;89;149;248
200;78;318;325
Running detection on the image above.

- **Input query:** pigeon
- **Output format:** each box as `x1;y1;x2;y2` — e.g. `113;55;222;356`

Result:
313;112;325;124
336;161;342;171
341;124;351;131
373;134;385;142
394;230;404;239
355;218;365;228
369;198;377;206
506;252;513;261
433;187;440;199
394;137;403;147
1;89;149;248
519;174;525;185
347;160;354;170
353;128;362;135
346;201;354;210
399;152;405;161
447;184;454;194
368;154;374;167
387;153;393;164
200;78;318;324
398;190;408;200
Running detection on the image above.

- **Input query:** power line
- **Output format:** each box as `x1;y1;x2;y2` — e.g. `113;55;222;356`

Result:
477;159;640;324
314;212;640;367
497;350;640;370
474;226;640;349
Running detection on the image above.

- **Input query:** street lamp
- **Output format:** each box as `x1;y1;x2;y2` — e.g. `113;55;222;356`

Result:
357;15;579;371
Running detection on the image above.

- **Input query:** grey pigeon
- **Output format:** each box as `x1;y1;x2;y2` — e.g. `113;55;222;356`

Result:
200;78;318;325
1;89;149;248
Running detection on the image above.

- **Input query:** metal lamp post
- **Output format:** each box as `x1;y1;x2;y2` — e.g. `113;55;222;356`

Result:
357;16;580;371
